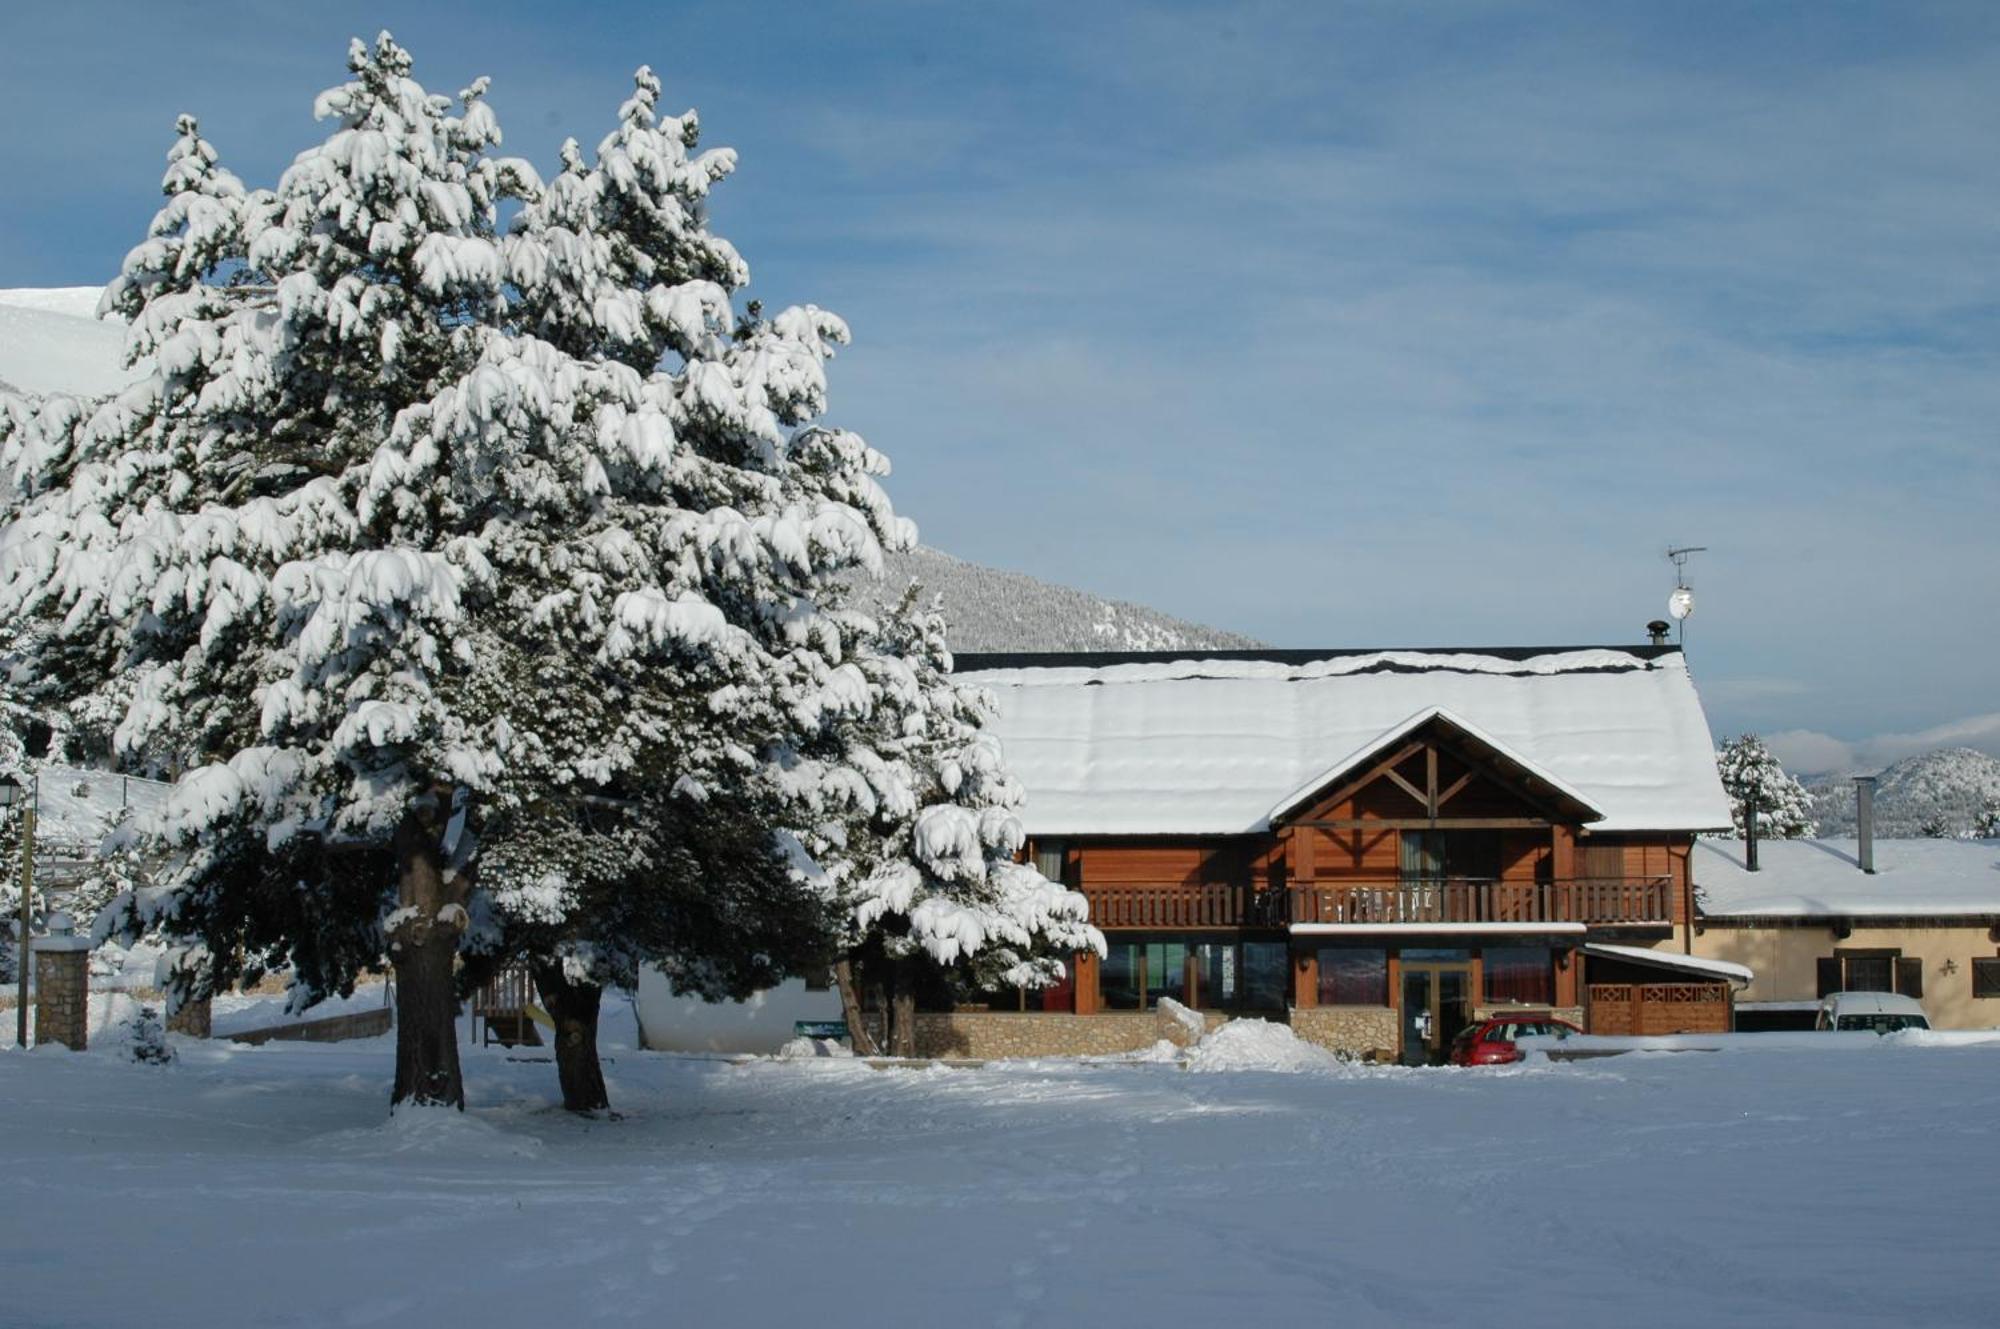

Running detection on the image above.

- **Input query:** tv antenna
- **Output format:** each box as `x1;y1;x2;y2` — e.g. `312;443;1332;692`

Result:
1665;545;1706;644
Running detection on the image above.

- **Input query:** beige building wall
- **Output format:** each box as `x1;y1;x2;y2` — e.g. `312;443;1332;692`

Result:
1656;926;2000;1031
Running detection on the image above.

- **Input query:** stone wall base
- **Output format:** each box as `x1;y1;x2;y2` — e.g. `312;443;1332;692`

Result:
1289;1005;1399;1060
912;1006;1227;1060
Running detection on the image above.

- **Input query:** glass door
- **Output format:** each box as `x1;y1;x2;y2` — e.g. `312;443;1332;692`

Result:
1400;963;1476;1065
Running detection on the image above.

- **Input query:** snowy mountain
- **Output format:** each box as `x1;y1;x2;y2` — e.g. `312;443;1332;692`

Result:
866;544;1261;653
0;286;1252;657
1807;747;2000;838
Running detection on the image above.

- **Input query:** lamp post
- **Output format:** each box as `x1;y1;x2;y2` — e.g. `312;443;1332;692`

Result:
2;773;35;1047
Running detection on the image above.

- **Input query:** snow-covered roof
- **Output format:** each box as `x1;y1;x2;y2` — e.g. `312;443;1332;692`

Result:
1582;942;1754;984
958;647;1732;836
24;763;171;855
0;287;136;398
1694;837;2000;919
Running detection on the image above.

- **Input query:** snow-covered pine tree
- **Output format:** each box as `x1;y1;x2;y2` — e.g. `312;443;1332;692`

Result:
0;38;936;1113
446;66;894;1109
1976;804;2000;839
795;587;1104;1058
1714;735;1817;840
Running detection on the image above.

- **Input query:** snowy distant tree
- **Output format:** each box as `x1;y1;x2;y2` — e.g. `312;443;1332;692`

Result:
1918;813;1955;839
1715;735;1817;841
1976;804;2000;840
0;36;897;1111
797;588;1104;1058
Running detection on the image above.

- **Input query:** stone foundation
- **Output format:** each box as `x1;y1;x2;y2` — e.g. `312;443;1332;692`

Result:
167;997;213;1039
1290;1005;1399;1060
912;1005;1228;1060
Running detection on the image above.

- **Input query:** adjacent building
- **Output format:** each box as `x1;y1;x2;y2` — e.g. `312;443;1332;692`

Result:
1679;836;2000;1030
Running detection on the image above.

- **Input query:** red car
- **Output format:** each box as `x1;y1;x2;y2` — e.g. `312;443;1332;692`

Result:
1448;1015;1581;1066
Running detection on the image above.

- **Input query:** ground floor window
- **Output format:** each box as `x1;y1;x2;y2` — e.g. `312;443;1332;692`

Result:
1483;946;1553;1005
1973;957;2000;999
1102;938;1286;1010
1318;947;1388;1005
1818;949;1922;999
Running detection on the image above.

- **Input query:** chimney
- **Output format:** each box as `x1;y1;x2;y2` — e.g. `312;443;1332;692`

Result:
1855;776;1877;874
1744;788;1760;872
1646;619;1671;646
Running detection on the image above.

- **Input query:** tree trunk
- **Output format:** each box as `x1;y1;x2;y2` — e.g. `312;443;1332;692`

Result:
388;793;468;1110
532;959;609;1114
833;957;880;1056
889;962;917;1059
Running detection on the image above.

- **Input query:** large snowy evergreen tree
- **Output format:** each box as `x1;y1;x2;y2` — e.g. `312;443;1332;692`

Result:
0;37;1094;1107
1715;734;1817;840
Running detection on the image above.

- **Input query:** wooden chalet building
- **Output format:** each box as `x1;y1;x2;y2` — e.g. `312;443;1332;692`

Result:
935;644;1739;1063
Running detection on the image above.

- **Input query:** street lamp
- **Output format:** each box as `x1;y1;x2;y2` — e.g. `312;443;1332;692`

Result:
2;773;36;1047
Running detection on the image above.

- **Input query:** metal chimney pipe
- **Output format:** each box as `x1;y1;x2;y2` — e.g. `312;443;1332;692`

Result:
1646;620;1671;647
1745;789;1760;872
1855;776;1877;874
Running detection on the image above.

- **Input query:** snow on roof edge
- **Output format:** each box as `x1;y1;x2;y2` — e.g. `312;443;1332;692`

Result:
1583;943;1753;984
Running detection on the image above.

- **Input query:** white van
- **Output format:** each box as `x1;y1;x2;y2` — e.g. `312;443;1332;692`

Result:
1814;991;1930;1034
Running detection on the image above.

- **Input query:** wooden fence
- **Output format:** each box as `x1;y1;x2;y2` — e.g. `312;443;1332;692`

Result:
1587;982;1731;1036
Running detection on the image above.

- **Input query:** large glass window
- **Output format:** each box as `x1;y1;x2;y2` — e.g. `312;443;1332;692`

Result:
1102;942;1142;1010
1194;943;1238;1008
1483;946;1553;1005
1243;943;1288;1011
1145;941;1189;1007
1101;940;1188;1009
1318;947;1389;1006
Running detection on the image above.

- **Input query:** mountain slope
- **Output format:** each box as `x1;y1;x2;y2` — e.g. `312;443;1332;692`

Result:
1808;747;2000;838
870;545;1260;653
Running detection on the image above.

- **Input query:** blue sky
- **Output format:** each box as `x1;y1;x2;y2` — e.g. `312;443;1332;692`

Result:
3;1;1997;772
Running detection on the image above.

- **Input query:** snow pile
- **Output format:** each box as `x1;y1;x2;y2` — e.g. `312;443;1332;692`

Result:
315;1107;544;1160
1156;995;1205;1044
1183;1018;1352;1074
775;1036;854;1060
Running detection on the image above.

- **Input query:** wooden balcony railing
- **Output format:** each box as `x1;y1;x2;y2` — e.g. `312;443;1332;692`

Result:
1083;884;1263;929
1287;877;1671;927
1082;877;1672;930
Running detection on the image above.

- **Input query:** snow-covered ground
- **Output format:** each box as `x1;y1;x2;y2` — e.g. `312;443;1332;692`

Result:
4;1010;1997;1327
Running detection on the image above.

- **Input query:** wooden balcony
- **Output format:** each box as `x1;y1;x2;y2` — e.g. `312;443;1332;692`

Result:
1082;877;1672;930
1287;877;1672;927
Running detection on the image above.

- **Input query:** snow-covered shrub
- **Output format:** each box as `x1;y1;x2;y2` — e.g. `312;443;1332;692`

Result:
119;1004;174;1065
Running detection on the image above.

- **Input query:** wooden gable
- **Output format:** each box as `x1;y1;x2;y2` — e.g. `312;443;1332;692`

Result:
1272;712;1603;831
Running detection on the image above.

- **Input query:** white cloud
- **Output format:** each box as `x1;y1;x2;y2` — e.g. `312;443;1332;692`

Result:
1767;713;2000;776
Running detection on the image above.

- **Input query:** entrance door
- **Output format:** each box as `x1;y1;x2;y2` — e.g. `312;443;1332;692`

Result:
1399;964;1474;1065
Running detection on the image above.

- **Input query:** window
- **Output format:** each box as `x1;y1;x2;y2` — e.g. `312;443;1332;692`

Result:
1033;841;1066;885
1973;957;2000;999
1099;940;1187;1010
1483;946;1553;1005
1817;950;1923;999
1243;943;1288;1011
1318;948;1388;1005
1400;831;1501;882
